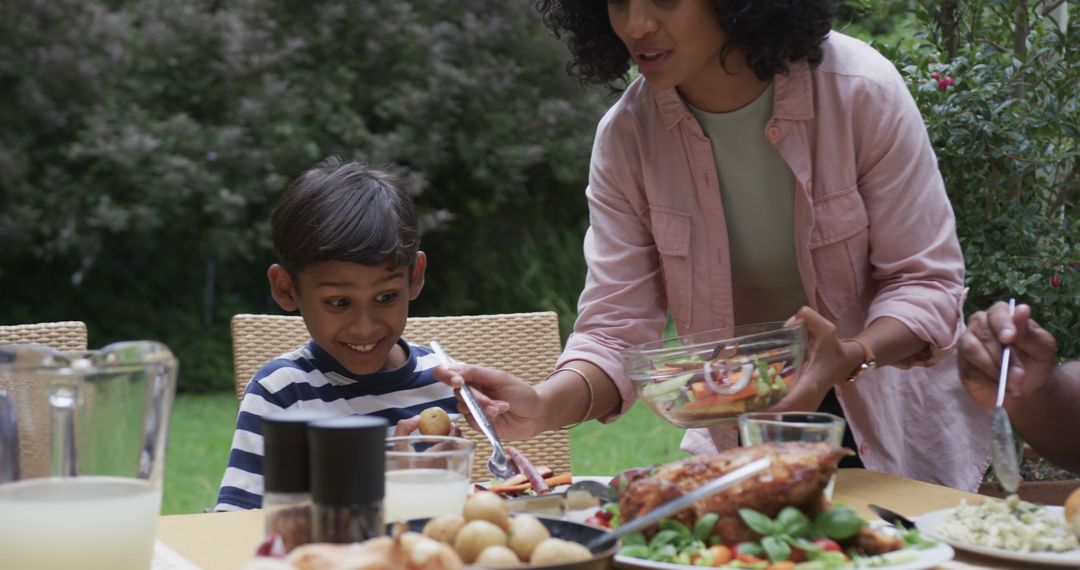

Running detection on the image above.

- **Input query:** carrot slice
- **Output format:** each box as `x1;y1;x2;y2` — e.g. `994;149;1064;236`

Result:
489;473;574;494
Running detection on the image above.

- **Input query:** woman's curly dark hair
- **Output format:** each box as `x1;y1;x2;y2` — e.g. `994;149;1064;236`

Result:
535;0;836;88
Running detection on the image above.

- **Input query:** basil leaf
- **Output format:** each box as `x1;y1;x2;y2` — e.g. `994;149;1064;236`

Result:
739;508;779;535
621;532;646;547
762;535;792;562
649;529;681;549
617;544;651;559
693;513;720;541
659;518;692;537
814;505;866;540
649;543;677;562
787;536;822;552
777;506;811;536
736;541;766;557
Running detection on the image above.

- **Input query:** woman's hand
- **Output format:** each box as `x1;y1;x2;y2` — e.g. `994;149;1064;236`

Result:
767;306;860;413
957;301;1057;410
432;363;548;440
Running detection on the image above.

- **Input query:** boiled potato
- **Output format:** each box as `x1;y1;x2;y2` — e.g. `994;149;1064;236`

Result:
463;491;511;531
1066;485;1080;538
418;407;452;436
529;538;591;564
507;514;550;560
474;544;522;567
422;513;466;544
453;519;507;563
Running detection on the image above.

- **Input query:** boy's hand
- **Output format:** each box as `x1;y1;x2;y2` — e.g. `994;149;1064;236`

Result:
958;302;1057;410
394;416;422;436
394;415;462;437
433;363;546;440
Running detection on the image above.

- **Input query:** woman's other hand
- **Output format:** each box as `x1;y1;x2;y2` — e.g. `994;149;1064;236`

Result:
432;363;547;440
957;301;1058;410
767;306;862;412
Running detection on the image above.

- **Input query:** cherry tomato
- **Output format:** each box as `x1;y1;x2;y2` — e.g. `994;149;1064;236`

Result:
813;538;843;552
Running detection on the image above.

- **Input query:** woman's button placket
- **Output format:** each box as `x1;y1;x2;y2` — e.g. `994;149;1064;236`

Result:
766;126;782;141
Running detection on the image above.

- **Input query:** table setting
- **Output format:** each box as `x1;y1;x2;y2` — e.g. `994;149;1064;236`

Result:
2;324;1077;570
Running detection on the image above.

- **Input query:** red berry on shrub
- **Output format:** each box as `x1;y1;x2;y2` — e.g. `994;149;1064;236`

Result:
937;80;949;92
1051;275;1062;288
944;76;954;86
931;71;940;79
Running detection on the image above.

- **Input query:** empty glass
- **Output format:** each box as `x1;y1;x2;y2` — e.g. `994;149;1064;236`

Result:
739;412;846;499
0;342;177;570
738;411;846;447
384;435;474;522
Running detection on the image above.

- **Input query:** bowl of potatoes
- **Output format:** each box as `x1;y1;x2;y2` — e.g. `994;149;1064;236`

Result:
408;490;618;569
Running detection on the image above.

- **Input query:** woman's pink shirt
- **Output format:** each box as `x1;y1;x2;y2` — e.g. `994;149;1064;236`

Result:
558;32;991;491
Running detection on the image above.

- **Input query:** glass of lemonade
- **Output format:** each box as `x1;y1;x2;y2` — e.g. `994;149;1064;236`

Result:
384;435;474;522
0;341;177;570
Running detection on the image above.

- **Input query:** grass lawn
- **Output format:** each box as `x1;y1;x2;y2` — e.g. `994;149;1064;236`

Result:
161;392;690;514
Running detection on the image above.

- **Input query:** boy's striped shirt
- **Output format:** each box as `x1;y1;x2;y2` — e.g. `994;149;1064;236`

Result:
214;339;456;511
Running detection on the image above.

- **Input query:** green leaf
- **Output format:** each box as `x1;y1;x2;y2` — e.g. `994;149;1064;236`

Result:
649;529;682;549
762;535;792;562
621;532;646;547
693;513;720;541
659;518;692;537
739;508;779;535
814;506;865;540
777;506;812;536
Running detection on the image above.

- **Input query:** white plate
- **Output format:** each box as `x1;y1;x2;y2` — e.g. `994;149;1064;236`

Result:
614;542;954;570
916;506;1080;567
613;521;953;570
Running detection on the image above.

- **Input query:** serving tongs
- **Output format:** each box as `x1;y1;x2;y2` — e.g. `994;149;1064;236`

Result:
430;341;520;481
989;298;1021;494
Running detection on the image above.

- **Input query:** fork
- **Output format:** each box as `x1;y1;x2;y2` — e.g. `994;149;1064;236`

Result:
429;341;520;480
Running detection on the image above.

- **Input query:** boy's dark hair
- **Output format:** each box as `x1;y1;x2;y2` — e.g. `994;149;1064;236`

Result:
535;0;835;88
271;156;419;280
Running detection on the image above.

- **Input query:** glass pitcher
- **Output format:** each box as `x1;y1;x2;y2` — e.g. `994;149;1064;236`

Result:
0;341;177;570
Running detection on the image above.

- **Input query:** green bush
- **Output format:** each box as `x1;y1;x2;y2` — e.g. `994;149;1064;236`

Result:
0;0;608;391
875;1;1078;358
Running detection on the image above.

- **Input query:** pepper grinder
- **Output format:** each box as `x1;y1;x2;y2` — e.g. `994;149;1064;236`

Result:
308;415;388;543
262;409;335;552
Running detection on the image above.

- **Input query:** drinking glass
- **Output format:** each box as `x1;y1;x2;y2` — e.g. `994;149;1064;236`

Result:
738;411;845;498
0;342;177;570
384;435;474;522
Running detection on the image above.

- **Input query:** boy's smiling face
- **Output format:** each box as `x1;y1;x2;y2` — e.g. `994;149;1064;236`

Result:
268;254;426;376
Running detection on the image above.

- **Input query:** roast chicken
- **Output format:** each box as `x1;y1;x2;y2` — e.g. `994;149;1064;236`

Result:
618;442;858;545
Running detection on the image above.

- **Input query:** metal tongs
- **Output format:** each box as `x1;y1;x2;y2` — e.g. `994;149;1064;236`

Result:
989;298;1020;493
430;341;520;480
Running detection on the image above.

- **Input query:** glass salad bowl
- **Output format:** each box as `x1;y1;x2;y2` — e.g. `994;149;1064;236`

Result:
619;322;808;428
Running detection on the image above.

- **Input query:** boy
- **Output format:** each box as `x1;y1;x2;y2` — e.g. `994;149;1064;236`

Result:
215;157;457;511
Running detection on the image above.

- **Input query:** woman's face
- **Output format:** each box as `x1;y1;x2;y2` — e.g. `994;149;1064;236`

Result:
607;0;728;92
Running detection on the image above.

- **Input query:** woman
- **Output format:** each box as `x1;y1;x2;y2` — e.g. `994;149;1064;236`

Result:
440;0;990;490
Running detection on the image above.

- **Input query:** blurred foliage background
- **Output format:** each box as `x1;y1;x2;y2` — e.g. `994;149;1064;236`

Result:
1;0;1076;395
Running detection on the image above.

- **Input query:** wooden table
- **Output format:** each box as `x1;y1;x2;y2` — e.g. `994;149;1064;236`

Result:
155;469;1052;570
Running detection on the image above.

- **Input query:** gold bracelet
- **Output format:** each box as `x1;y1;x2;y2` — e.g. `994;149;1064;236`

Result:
545;366;594;429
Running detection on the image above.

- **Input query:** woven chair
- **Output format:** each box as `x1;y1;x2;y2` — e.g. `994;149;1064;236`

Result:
0;321;88;352
0;321;89;478
230;312;571;482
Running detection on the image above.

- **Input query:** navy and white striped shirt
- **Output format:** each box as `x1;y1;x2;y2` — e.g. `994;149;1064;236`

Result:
214;339;456;511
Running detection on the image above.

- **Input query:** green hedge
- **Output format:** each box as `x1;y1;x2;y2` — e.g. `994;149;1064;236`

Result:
2;1;1075;393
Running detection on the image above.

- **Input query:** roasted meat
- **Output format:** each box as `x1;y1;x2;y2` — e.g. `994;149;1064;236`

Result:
618;442;851;544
